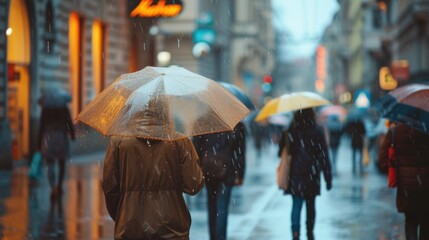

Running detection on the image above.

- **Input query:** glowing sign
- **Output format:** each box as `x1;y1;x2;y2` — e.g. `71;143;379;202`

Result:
379;66;397;90
130;0;183;18
316;45;326;79
391;60;409;81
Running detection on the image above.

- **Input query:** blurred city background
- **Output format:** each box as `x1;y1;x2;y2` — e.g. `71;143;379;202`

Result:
0;0;427;239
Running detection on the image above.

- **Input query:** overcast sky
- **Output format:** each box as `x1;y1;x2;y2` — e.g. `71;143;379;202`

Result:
272;0;339;61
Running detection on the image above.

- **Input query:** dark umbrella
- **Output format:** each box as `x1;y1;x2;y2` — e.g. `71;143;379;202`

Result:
38;87;72;108
220;82;256;110
373;83;429;133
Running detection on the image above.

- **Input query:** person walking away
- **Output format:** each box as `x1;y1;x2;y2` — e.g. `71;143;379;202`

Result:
379;122;429;240
278;108;332;240
103;136;204;239
325;115;343;175
102;98;205;240
37;88;75;200
343;117;366;174
366;112;388;172
193;122;246;240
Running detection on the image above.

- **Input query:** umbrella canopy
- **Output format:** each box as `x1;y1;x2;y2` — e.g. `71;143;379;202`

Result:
76;66;250;140
255;91;331;122
373;83;429;133
219;82;256;110
38;87;72;108
319;105;347;122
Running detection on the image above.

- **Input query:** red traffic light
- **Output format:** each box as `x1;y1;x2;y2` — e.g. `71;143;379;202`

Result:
263;75;272;83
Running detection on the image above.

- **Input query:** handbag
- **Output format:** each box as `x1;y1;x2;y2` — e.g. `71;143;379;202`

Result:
362;139;370;166
387;127;397;188
28;151;43;180
277;147;292;190
201;151;230;181
277;132;291;190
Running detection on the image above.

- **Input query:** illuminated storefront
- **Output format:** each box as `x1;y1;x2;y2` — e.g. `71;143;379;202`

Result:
0;0;131;167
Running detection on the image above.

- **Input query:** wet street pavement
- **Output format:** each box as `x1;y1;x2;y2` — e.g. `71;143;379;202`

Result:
0;137;405;240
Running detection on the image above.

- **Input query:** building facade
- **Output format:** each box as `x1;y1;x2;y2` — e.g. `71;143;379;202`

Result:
154;0;275;108
335;0;429;105
1;0;133;168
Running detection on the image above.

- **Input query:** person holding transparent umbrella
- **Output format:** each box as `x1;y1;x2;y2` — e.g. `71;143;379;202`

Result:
102;98;205;240
77;66;250;240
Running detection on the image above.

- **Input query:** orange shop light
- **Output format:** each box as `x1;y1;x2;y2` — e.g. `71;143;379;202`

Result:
130;0;182;18
379;66;397;90
316;45;326;79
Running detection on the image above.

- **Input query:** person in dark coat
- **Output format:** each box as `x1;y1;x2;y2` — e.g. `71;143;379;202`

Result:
343;117;366;174
379;122;429;240
193;122;246;240
37;89;75;200
278;108;332;240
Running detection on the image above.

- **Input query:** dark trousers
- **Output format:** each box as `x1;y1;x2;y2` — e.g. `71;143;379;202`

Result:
291;196;316;239
330;146;339;174
351;147;363;174
206;183;233;240
405;211;429;240
46;158;66;189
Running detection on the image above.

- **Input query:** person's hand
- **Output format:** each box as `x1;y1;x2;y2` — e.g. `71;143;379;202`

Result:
235;178;244;186
326;182;332;191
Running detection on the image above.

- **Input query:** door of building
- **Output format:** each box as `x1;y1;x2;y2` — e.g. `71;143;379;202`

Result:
7;0;31;160
8;64;29;160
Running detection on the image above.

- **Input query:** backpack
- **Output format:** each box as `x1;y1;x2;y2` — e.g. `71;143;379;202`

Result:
200;132;234;182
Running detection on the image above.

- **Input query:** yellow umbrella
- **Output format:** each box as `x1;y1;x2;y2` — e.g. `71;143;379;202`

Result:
255;91;331;122
76;66;250;140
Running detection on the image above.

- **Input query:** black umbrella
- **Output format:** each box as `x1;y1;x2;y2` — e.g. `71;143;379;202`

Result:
220;82;256;111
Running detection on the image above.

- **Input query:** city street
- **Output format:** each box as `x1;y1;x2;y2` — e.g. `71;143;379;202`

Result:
0;136;405;240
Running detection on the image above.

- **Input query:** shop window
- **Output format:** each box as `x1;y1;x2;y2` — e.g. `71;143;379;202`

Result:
69;12;85;119
92;20;106;95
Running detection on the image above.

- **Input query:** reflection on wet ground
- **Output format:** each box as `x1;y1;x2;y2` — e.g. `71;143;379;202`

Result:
0;137;407;240
0;157;114;240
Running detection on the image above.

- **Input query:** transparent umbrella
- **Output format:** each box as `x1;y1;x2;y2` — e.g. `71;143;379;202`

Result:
76;66;250;140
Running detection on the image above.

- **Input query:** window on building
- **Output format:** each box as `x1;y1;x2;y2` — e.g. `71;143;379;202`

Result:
372;8;382;29
44;1;55;53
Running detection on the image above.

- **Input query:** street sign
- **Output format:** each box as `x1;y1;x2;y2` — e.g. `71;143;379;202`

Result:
354;89;371;109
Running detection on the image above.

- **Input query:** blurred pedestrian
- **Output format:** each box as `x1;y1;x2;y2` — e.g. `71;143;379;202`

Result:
193;122;246;240
379;122;429;240
278;108;332;240
37;87;75;200
249;120;265;158
343;116;366;174
103;136;204;239
366;111;388;172
325;115;343;175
